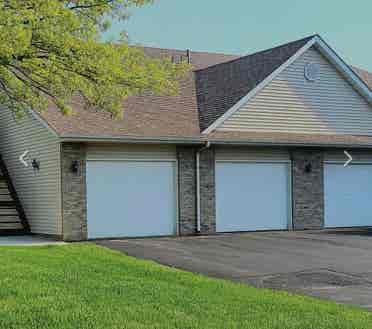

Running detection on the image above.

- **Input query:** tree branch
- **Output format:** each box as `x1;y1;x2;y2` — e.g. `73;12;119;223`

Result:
68;0;114;10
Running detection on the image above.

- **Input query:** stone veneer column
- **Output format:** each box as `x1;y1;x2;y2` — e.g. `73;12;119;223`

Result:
291;149;324;230
61;143;87;241
199;147;216;234
177;146;197;235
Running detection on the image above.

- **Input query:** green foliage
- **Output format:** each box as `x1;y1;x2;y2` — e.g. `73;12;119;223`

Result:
0;0;188;118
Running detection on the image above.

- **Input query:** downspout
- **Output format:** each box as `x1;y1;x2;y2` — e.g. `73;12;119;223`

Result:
196;141;211;233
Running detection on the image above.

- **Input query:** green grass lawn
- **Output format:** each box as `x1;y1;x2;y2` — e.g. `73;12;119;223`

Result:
0;244;371;329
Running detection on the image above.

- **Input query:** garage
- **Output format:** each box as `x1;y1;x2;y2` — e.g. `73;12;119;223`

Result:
215;148;291;232
324;162;372;228
86;145;177;239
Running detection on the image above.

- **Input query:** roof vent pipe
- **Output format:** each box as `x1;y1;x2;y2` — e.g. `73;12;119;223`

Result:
186;49;191;64
196;141;211;233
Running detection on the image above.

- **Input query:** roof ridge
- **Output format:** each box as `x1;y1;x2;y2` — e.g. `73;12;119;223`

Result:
133;44;239;57
196;35;319;131
194;34;317;72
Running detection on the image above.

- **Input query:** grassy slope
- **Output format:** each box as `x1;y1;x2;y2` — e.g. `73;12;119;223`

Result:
0;244;371;329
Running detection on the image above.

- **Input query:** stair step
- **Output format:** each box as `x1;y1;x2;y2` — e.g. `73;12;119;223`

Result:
0;228;28;236
0;183;9;190
0;194;13;202
0;230;26;236
0;201;16;206
0;208;19;215
0;193;12;200
0;214;20;220
0;222;23;230
0;155;30;232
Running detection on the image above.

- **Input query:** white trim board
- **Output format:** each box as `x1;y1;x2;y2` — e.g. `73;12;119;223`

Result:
215;159;290;164
202;36;372;135
86;158;177;162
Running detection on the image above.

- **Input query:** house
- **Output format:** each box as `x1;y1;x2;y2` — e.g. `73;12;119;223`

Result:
0;34;371;241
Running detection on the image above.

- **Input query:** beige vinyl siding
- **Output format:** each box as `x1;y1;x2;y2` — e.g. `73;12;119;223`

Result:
324;150;372;163
218;47;372;135
215;146;290;162
86;144;177;161
0;108;62;235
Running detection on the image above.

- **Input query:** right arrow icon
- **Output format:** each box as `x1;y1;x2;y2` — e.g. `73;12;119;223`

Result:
344;151;352;167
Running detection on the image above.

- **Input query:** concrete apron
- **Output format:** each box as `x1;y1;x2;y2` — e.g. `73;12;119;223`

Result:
0;235;65;246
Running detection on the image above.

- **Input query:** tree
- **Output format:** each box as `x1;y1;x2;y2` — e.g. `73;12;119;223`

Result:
0;0;188;118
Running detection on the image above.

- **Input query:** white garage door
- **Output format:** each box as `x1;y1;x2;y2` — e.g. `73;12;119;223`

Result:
324;164;372;228
86;161;177;238
216;161;290;232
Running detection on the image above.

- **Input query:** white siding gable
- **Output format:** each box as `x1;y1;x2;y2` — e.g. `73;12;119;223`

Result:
217;47;372;135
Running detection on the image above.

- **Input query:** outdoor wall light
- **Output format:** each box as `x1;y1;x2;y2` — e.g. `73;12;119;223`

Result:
31;159;40;171
304;162;312;173
71;160;79;174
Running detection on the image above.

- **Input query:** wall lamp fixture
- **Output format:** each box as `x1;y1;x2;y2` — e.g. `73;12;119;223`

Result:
71;160;80;174
32;159;40;171
304;162;312;173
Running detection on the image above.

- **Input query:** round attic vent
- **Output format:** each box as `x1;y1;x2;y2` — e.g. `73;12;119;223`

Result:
304;63;320;81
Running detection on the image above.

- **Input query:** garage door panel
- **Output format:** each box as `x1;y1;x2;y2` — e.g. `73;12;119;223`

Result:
216;162;290;232
87;161;176;238
325;164;372;228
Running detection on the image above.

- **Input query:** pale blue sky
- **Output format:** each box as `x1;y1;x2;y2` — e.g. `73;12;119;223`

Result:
104;0;372;71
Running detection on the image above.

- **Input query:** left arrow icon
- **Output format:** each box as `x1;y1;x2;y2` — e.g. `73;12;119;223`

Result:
19;150;29;167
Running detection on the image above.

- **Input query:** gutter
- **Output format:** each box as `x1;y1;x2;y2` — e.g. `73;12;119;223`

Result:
196;141;211;233
59;135;204;145
59;135;372;149
206;140;372;149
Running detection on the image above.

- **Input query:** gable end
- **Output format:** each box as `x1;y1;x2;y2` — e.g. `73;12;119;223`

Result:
215;46;372;136
203;36;372;134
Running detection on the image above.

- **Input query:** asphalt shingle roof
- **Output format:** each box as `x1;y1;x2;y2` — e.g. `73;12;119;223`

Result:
352;66;372;90
195;35;315;130
40;48;239;139
39;36;372;145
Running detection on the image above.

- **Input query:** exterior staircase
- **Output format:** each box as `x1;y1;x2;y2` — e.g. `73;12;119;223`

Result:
0;155;30;234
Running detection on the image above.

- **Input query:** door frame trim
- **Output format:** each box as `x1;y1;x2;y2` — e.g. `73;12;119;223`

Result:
87;158;177;162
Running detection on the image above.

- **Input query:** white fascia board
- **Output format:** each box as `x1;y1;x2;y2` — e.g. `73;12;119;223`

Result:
314;37;372;105
202;37;318;134
202;36;372;135
27;109;60;138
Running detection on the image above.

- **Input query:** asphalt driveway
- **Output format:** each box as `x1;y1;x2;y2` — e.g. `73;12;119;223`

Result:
97;229;372;310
